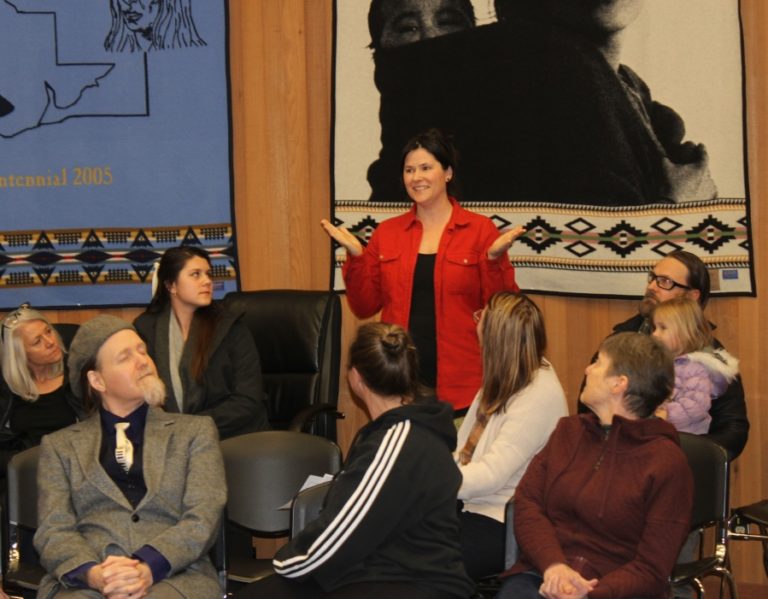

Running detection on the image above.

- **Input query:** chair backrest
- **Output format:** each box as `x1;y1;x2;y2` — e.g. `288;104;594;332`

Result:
220;431;342;535
5;445;43;588
678;433;730;531
52;323;79;351
504;497;518;569
223;290;341;438
7;445;40;531
290;481;332;539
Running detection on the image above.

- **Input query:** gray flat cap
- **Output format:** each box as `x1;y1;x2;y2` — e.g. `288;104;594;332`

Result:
68;315;134;399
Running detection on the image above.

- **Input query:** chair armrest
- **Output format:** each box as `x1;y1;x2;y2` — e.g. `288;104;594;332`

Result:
505;497;518;569
288;404;345;433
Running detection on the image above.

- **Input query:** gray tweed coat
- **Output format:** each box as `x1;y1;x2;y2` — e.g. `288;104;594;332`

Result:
34;408;226;599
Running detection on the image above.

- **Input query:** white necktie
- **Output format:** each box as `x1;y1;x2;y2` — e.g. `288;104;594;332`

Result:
115;422;133;474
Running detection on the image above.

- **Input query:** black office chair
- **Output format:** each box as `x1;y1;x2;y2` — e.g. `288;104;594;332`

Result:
474;498;517;598
728;499;768;577
52;323;79;351
670;433;738;599
3;445;44;595
220;431;342;585
290;481;333;538
223;290;344;440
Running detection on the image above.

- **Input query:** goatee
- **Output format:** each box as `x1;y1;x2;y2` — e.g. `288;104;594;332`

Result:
638;294;657;318
139;375;166;407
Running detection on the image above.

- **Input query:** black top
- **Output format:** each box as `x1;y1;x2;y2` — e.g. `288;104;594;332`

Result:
99;403;148;509
8;384;78;447
409;253;437;389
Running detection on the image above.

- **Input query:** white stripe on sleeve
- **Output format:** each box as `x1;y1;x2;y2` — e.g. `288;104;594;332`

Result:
273;419;411;577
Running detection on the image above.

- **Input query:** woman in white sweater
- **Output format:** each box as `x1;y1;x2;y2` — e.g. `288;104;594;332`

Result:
455;292;568;580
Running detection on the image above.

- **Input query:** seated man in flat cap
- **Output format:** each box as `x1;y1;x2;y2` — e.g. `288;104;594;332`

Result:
34;315;226;599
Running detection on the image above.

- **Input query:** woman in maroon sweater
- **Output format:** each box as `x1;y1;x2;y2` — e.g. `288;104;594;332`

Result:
499;332;693;599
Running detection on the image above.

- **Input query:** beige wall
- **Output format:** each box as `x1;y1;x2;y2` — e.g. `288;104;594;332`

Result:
8;0;766;584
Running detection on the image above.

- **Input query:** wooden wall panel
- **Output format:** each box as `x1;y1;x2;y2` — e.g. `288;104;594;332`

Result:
229;0;331;291
4;0;765;584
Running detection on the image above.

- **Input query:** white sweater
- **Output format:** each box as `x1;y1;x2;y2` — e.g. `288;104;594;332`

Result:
455;360;568;522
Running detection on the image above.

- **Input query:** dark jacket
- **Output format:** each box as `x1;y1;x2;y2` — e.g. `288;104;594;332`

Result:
0;371;83;466
134;305;269;440
273;399;474;598
580;313;749;459
511;413;693;599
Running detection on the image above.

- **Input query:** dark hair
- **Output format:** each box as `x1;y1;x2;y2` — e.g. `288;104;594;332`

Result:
80;355;100;414
400;128;461;199
600;332;674;418
666;250;711;308
147;245;219;382
349;323;421;402
368;0;475;51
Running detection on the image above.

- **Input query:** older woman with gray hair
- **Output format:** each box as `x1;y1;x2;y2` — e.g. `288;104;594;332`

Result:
499;333;693;599
0;304;82;466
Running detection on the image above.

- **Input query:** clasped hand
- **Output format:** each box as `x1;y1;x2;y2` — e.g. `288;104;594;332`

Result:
539;562;598;599
87;555;153;599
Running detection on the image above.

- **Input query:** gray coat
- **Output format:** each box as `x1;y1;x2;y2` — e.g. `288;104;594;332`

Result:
34;408;226;599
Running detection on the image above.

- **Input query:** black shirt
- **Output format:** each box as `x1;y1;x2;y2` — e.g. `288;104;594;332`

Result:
409;253;438;389
99;403;148;508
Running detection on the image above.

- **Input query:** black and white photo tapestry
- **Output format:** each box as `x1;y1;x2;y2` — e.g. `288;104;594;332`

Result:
332;0;753;298
0;0;235;309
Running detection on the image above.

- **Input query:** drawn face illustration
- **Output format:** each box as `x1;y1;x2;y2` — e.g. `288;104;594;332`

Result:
118;0;161;34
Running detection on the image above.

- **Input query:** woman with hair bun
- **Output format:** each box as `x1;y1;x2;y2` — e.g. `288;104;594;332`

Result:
456;292;567;579
237;322;474;598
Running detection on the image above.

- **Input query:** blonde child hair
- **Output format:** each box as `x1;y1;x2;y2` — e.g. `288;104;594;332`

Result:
651;297;712;355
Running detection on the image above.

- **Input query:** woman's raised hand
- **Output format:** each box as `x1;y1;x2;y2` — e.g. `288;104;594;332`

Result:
321;219;363;257
488;225;526;260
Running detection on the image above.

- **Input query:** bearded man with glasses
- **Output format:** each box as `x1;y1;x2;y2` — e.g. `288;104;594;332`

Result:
580;250;749;460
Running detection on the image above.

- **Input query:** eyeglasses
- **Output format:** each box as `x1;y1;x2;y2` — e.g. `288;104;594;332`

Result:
472;309;484;324
1;302;31;343
647;272;692;291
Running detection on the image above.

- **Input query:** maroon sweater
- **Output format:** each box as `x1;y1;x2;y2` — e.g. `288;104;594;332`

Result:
511;413;693;599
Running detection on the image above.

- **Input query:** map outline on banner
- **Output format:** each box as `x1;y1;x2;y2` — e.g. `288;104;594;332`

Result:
0;0;237;309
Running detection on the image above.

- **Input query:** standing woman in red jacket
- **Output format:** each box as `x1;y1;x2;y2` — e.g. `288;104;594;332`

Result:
322;129;523;411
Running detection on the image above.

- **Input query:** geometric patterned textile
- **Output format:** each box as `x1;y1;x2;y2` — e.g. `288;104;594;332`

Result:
332;1;753;298
332;199;752;297
0;223;235;293
0;1;235;309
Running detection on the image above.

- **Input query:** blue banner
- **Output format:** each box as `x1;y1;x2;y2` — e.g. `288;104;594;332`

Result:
0;0;235;309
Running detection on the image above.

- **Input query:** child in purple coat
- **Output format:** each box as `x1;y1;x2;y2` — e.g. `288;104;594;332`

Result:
651;297;739;434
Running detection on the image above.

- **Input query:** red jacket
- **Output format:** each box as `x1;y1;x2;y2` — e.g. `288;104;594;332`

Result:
510;413;693;599
343;199;518;409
